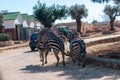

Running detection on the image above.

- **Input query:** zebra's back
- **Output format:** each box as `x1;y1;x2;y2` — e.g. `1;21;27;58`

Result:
47;32;65;51
70;38;81;53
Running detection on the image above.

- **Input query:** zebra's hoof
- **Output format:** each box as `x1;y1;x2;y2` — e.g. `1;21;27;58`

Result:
45;61;47;64
72;60;76;63
78;63;80;66
42;63;44;66
63;63;65;66
82;64;86;68
56;64;58;67
41;59;43;62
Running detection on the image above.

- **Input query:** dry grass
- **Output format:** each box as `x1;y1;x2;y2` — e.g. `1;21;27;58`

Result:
87;41;120;57
84;26;120;59
83;26;120;39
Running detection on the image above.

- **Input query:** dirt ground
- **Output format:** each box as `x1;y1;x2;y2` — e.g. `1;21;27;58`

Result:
0;47;120;80
0;26;120;80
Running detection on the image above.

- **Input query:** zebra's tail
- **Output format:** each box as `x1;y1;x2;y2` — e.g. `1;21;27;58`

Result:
63;51;70;56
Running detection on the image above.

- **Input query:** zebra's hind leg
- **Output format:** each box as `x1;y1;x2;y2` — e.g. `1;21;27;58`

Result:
82;57;87;68
80;56;86;68
77;56;81;66
71;55;76;63
62;51;66;66
53;49;59;66
38;49;44;66
41;52;44;66
71;53;76;63
38;49;42;62
45;49;50;64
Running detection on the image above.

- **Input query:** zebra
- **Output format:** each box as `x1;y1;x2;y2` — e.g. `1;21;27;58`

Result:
36;28;69;66
67;32;87;67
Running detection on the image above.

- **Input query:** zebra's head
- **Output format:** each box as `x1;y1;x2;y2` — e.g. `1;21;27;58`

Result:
67;32;82;42
74;32;82;39
67;32;75;42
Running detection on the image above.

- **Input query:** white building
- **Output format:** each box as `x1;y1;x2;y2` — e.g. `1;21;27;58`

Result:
3;12;24;40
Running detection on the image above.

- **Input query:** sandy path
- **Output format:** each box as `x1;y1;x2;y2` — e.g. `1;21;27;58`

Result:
0;47;120;80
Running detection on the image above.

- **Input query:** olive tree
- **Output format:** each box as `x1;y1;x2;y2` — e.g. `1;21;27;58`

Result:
0;10;8;33
69;4;88;33
0;13;3;26
104;5;120;30
92;20;98;24
91;0;120;3
33;1;68;29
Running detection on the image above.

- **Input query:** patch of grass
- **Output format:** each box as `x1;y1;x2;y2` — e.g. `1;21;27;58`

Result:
87;41;120;59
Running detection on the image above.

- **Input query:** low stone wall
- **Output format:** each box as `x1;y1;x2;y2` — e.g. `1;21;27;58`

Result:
0;41;14;47
85;35;120;69
86;55;120;69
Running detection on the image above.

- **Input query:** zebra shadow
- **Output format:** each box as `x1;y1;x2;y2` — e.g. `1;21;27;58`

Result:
19;58;120;80
24;50;38;54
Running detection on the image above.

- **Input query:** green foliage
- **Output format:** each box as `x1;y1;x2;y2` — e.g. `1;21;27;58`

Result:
104;5;120;18
0;33;10;41
92;20;98;24
0;14;3;26
91;0;120;4
69;4;88;19
0;10;8;26
0;10;8;15
33;1;68;28
91;0;110;3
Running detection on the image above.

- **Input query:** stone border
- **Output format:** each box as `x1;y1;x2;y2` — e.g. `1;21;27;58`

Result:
0;41;14;47
85;34;120;69
0;42;29;52
86;55;120;69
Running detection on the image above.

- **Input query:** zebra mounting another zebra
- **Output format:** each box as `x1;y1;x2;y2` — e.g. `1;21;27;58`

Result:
67;32;87;67
36;28;69;66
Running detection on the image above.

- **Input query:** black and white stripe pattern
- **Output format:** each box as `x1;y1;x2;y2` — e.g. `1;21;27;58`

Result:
37;28;68;66
70;38;86;57
67;32;86;67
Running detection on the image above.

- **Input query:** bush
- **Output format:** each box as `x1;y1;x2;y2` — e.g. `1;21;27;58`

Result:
0;33;10;41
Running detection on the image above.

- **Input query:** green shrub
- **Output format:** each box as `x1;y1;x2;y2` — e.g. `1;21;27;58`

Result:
0;33;10;41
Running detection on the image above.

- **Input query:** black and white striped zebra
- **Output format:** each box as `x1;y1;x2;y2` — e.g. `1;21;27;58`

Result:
36;28;68;66
67;32;87;67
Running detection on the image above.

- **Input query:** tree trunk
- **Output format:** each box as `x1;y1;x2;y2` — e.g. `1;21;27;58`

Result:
85;54;120;69
110;20;114;30
76;18;81;33
0;25;4;33
110;17;115;30
43;23;52;30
